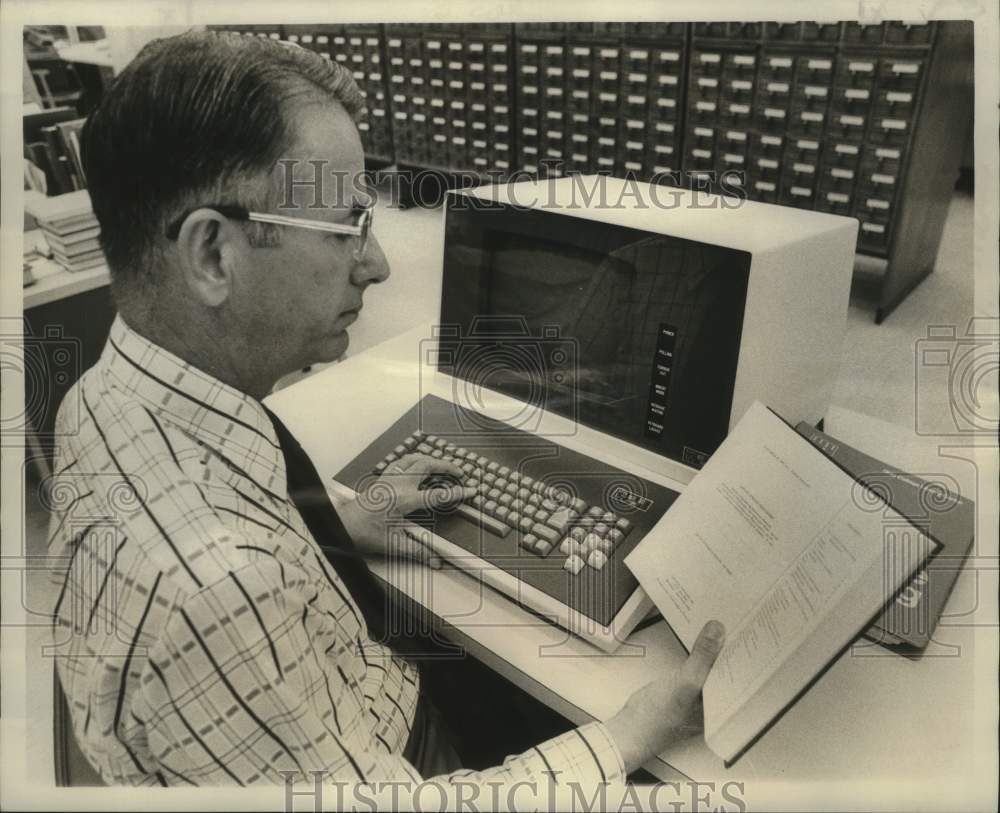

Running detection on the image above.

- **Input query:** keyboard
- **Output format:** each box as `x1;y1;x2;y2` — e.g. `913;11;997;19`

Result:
335;394;680;637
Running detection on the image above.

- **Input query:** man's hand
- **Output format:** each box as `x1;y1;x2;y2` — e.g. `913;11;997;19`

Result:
605;620;726;773
337;453;476;567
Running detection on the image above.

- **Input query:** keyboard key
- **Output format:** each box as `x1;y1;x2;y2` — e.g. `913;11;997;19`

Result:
528;493;543;507
597;538;613;556
608;529;624;545
504;482;519;495
509;471;521;484
487;461;500;473
551;488;572;505
483;472;497;485
587;550;608;570
496;505;510;521
456;447;468;457
570;527;587;542
484;500;498;514
498;466;510;477
417;443;434;454
434;438;447;448
534;510;550;524
403;437;418;450
571;498;587;513
391;444;405;456
587;506;603;518
412;430;425;440
461;462;475;474
374;461;388;474
477;455;489;467
535;539;553;556
471;495;484;509
541;498;559;512
517;488;531;501
519;516;534;533
499;493;513;506
584;533;603;553
616;518;632;534
523;504;537;519
456;503;510;537
426;435;439;445
494;478;508;491
594;523;610;537
564;554;585;575
522;475;535;488
510;499;524;513
533;524;558;543
431;449;443;459
602;511;616;524
466;477;479;490
546;507;577;534
488;488;501;501
521;533;538;550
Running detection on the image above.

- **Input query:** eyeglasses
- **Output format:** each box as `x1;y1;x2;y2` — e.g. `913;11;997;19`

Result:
165;202;375;259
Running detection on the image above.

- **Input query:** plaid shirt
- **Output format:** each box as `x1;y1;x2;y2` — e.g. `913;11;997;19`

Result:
48;315;627;787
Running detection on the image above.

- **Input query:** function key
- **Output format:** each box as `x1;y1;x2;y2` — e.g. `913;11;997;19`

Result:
385;453;398;463
615;518;632;533
403;437;418;451
417;442;434;454
412;430;425;440
374;461;388;474
393;444;407;456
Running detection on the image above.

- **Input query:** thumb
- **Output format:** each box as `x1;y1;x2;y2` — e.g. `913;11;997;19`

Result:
676;620;726;703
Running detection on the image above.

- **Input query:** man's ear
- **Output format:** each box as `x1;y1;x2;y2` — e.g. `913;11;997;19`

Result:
173;209;244;307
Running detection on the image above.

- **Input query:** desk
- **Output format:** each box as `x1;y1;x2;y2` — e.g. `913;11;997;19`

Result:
54;41;113;69
266;323;994;808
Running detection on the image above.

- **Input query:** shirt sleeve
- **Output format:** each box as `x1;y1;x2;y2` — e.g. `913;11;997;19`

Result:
134;554;626;789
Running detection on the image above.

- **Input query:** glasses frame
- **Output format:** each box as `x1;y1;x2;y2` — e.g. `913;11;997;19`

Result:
165;203;374;259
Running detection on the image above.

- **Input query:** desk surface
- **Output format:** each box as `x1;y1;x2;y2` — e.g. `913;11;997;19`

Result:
266;323;996;806
55;40;113;68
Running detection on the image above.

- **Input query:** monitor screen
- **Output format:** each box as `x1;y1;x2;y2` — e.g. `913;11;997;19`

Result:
439;198;752;468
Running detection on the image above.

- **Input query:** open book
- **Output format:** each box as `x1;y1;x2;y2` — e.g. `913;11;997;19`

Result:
625;401;938;764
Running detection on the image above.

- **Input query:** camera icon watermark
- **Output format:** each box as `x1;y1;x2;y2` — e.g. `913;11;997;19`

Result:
0;317;82;444
420;316;580;438
914;317;999;437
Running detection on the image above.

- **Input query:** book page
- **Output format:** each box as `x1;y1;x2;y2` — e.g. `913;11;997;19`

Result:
625;401;937;759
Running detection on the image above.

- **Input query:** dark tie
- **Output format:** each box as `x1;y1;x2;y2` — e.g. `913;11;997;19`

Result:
262;405;391;644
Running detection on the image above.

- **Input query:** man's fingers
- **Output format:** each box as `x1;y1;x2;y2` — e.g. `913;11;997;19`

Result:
427;485;477;509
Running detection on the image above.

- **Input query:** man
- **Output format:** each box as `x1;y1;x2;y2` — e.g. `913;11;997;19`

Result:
48;30;724;787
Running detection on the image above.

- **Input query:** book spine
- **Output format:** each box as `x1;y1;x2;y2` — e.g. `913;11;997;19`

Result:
25;142;54;194
40;126;73;195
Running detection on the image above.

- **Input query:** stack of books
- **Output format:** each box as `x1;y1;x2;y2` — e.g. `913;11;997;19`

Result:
25;190;105;273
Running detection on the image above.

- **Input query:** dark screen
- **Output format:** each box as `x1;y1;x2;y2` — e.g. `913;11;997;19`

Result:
439;198;752;468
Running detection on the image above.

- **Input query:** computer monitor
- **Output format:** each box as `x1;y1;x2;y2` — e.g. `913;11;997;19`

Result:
437;175;858;473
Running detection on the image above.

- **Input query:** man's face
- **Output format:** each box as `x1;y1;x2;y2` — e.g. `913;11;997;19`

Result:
230;101;390;372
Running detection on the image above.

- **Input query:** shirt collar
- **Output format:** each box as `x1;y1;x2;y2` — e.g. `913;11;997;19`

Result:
100;314;287;497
